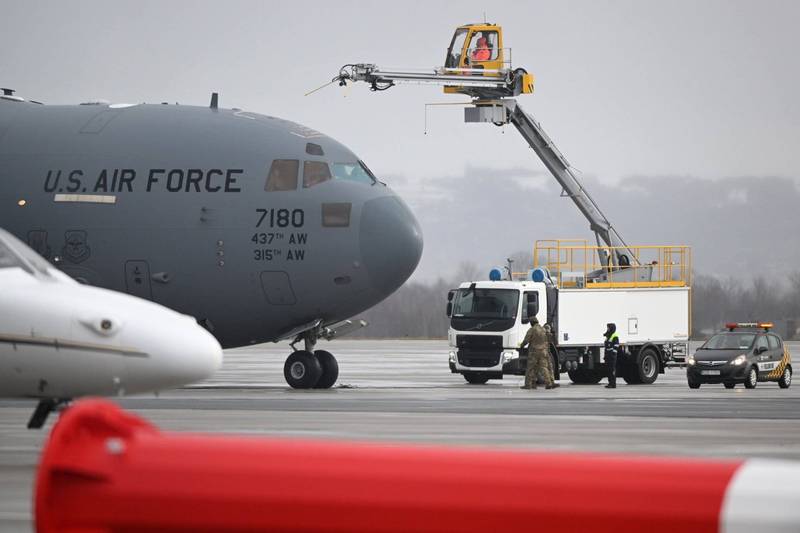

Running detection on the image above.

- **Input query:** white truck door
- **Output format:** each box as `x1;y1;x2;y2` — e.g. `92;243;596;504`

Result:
521;288;546;325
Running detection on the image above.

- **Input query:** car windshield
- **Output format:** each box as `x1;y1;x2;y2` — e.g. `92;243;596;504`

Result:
701;333;756;350
452;288;519;320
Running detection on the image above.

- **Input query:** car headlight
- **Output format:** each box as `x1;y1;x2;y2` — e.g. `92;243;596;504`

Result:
502;351;517;363
732;354;747;366
448;351;456;363
687;355;696;366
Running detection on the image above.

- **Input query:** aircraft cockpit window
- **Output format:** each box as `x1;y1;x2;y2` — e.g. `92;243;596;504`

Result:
303;161;332;188
332;162;376;185
305;143;324;156
265;160;299;191
322;203;352;227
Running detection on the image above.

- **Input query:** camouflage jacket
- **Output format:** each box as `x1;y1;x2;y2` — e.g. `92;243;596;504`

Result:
521;323;548;354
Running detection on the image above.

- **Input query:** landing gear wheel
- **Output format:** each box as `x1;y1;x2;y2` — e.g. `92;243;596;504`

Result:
688;381;701;389
313;350;339;389
744;367;758;389
284;350;322;389
779;367;792;389
724;382;736;389
463;372;490;385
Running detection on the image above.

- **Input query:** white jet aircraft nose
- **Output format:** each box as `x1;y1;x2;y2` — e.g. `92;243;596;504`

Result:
170;316;224;382
90;291;225;395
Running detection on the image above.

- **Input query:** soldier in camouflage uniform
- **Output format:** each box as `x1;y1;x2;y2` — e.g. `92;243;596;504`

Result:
519;317;555;390
544;323;557;385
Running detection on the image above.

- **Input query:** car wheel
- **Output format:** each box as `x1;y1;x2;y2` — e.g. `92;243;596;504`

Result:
744;366;758;389
724;382;736;389
688;381;701;389
463;372;490;385
284;350;323;389
779;366;792;389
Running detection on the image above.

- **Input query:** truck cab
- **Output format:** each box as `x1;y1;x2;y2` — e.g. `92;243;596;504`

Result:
447;280;554;385
447;242;692;386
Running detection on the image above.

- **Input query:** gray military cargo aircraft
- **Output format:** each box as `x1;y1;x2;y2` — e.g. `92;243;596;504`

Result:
0;88;423;389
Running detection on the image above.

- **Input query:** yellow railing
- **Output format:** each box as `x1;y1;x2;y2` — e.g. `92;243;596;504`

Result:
529;239;692;289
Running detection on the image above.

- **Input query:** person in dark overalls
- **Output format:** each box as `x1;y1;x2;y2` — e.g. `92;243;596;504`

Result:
604;323;620;389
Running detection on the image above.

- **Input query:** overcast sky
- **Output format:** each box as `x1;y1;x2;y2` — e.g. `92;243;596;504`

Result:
2;1;798;280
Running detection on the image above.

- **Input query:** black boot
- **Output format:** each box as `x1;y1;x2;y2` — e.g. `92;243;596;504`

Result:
605;383;616;389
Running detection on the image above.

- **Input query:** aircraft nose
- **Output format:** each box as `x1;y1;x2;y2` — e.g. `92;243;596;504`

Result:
175;320;224;382
140;315;224;389
359;195;423;294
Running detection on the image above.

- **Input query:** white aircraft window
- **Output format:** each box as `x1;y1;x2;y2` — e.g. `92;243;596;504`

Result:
265;160;299;191
332;163;374;184
322;203;351;227
303;161;332;188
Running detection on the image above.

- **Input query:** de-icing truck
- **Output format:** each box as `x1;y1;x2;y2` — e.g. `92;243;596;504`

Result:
327;23;693;384
447;241;691;385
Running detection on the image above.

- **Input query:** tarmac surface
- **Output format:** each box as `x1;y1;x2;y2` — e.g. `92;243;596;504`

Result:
2;339;799;531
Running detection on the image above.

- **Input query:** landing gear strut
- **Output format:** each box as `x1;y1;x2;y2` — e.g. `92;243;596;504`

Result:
28;398;70;429
284;329;339;389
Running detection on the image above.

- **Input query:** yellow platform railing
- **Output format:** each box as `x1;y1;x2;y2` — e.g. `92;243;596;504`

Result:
527;240;692;289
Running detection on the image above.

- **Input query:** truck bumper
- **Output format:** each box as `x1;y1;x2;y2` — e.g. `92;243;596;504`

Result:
450;349;521;376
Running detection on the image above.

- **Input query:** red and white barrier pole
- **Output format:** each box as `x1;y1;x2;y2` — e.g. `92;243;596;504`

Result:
35;399;800;532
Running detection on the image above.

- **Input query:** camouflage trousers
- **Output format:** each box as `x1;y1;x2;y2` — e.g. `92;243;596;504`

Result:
525;350;553;388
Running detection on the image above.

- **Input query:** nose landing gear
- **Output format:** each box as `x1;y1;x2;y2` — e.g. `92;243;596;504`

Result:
283;320;367;389
284;329;340;389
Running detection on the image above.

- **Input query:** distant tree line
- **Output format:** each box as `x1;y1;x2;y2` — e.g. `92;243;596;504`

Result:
353;265;800;340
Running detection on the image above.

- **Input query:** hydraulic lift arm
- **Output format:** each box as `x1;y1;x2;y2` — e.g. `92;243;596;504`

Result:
331;42;636;268
490;99;635;266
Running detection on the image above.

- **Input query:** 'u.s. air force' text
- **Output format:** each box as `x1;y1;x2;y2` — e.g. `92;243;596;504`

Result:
44;168;243;193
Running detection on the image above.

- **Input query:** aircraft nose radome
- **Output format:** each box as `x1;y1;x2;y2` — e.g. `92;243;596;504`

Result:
148;315;223;388
359;196;423;294
180;321;224;381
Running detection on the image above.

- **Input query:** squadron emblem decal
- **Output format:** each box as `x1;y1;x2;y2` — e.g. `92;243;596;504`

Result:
62;230;91;264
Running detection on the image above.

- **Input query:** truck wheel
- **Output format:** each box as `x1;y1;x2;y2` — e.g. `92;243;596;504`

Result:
688;381;701;389
724;382;736;389
621;362;639;384
550;350;560;381
744;366;758;389
568;368;603;385
463;372;490;385
633;347;660;385
779;367;792;388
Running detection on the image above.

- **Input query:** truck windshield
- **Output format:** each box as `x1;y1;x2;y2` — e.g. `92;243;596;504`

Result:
701;333;756;350
451;288;519;332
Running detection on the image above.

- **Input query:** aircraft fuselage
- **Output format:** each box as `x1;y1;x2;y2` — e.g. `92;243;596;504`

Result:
0;99;423;349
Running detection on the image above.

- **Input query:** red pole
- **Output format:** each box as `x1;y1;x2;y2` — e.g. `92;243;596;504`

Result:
36;399;741;533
